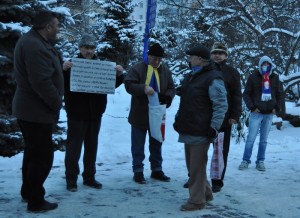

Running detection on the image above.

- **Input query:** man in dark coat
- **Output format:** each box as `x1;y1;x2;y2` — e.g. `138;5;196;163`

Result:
13;10;64;212
63;34;125;192
239;55;282;171
125;43;175;184
210;42;242;192
174;45;227;211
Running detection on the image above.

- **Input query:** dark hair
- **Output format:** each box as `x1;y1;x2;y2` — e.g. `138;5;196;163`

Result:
32;10;61;30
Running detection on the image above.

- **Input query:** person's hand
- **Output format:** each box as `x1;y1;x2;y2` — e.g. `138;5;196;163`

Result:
115;65;123;76
144;85;155;96
158;94;172;108
228;119;237;125
251;108;260;113
63;61;72;71
207;127;218;138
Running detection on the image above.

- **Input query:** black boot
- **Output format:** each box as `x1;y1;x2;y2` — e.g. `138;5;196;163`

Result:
151;171;170;182
83;178;102;189
27;200;58;213
133;172;146;184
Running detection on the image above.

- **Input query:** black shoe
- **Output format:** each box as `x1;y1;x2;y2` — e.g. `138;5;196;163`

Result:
27;200;58;213
183;181;189;188
83;179;102;189
133;172;146;184
151;171;170;182
212;185;222;193
66;180;78;192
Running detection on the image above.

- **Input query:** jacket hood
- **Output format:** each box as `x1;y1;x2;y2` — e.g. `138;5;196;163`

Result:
258;55;274;75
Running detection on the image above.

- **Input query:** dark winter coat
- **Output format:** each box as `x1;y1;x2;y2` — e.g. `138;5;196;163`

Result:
216;60;242;130
13;29;64;124
124;61;175;129
173;63;226;136
243;59;283;114
64;54;124;121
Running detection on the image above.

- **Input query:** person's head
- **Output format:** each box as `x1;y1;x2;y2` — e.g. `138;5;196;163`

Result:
258;55;273;75
186;45;210;68
147;43;164;68
78;34;97;59
210;42;228;63
32;10;61;42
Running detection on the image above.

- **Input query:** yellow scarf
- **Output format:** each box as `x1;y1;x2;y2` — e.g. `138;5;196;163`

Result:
145;65;160;92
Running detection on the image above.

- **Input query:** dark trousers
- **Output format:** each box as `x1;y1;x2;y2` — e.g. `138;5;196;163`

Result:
131;126;163;173
211;126;232;187
18;119;54;207
64;118;101;181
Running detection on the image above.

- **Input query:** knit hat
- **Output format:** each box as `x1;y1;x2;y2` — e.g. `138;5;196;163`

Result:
148;43;164;57
78;34;97;47
186;45;210;61
211;42;228;55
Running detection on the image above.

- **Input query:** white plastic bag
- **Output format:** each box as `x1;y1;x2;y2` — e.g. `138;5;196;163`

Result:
148;104;166;143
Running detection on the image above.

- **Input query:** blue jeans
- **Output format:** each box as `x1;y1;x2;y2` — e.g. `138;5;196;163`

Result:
131;126;163;173
242;112;273;163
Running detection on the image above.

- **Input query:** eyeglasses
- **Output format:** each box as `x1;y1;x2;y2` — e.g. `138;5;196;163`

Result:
82;45;96;50
211;51;225;55
149;55;162;62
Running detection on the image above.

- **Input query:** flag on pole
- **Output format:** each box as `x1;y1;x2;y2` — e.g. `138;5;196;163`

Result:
143;0;157;63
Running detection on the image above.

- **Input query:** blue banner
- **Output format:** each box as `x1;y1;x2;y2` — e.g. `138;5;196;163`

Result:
143;0;157;63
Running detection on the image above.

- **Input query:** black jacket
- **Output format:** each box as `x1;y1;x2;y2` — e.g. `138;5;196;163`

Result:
64;54;124;120
216;60;242;129
243;71;282;114
173;63;224;136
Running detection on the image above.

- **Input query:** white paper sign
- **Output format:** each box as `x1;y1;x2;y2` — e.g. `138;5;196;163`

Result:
70;58;116;94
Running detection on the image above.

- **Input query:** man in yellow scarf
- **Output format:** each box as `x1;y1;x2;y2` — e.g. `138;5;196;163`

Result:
125;43;175;184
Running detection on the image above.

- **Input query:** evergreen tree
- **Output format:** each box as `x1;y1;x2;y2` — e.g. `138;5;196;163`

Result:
96;0;136;67
0;0;72;157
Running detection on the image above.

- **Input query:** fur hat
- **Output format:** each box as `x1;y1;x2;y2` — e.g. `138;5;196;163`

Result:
148;43;164;57
78;34;97;47
211;42;228;55
186;45;210;60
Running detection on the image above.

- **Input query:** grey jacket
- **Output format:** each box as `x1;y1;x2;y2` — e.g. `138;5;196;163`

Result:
125;61;175;129
13;29;64;124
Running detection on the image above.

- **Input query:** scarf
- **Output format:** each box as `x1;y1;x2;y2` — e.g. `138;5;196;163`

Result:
191;66;202;75
261;66;272;101
145;65;160;92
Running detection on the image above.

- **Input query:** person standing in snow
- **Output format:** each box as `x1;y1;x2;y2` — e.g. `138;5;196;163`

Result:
63;34;125;192
209;42;242;192
124;43;175;184
173;45;227;211
13;10;63;212
239;55;283;171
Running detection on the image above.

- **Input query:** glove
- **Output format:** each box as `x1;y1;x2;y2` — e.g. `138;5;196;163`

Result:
158;94;172;108
207;127;218;138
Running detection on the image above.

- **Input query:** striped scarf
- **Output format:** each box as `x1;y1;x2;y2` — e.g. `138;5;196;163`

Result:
145;64;160;92
261;66;272;101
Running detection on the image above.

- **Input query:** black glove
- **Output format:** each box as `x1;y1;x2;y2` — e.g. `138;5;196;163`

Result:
158;94;172;108
207;127;218;138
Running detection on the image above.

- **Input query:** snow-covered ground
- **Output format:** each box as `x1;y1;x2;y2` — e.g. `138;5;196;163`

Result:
0;85;299;218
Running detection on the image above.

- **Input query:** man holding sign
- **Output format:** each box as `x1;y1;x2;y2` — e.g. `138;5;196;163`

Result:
63;34;124;192
125;43;175;184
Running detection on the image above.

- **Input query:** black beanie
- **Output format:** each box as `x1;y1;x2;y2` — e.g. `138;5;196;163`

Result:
186;45;210;61
148;43;164;57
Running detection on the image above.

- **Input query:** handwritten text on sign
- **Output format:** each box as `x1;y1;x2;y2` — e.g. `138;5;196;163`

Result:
70;58;116;94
